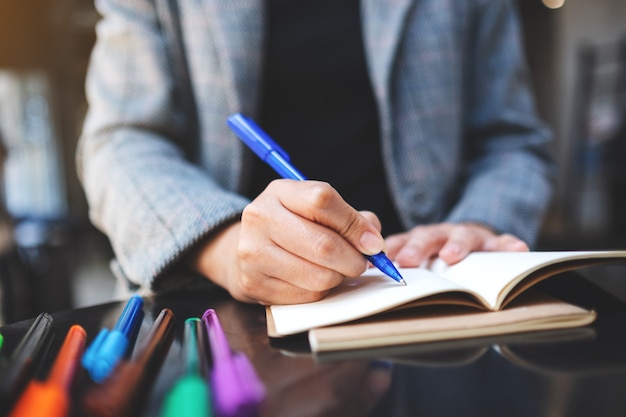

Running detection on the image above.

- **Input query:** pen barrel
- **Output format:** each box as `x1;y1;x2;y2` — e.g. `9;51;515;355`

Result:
113;295;143;337
8;382;68;417
183;318;204;376
132;308;175;367
48;325;87;391
161;375;211;417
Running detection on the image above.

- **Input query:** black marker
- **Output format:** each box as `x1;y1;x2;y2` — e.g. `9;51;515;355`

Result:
0;312;54;415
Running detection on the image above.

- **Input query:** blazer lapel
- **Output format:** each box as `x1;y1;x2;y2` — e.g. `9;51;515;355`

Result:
201;0;265;114
361;0;415;100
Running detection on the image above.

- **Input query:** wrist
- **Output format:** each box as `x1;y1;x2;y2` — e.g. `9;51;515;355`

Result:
186;222;242;290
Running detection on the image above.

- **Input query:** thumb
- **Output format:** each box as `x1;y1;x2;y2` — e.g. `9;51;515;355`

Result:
320;204;385;256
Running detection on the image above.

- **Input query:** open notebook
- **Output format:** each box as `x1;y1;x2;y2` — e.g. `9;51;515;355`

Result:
266;250;626;352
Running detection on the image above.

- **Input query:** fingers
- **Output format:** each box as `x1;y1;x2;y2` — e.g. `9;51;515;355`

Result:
359;211;382;233
236;237;345;304
438;224;494;264
276;180;386;256
386;223;529;267
482;233;529;252
387;225;451;267
232;179;381;304
243;182;369;278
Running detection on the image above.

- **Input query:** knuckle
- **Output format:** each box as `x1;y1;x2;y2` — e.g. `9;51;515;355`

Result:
241;203;263;223
308;270;342;292
237;273;257;295
310;234;337;259
306;182;336;209
237;237;260;263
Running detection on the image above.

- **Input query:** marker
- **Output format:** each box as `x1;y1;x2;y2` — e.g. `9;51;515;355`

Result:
161;318;212;417
82;308;176;417
227;112;406;286
202;308;265;417
82;294;144;383
8;325;87;417
0;312;54;415
0;333;3;351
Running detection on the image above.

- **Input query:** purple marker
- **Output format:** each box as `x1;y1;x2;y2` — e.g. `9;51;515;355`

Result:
202;309;265;417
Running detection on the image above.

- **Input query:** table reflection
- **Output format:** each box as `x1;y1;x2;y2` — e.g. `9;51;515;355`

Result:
1;273;626;417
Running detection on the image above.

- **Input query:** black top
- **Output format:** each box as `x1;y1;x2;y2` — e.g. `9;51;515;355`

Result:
248;0;404;236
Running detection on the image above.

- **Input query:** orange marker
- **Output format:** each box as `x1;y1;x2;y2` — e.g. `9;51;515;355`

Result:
9;325;87;417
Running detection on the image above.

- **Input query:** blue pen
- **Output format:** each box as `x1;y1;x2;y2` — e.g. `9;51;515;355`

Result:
82;294;144;383
227;112;406;286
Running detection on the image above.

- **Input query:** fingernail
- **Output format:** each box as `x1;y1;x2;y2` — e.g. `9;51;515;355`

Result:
360;231;384;255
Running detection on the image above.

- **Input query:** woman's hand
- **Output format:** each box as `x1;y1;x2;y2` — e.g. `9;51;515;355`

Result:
385;222;529;267
188;180;385;305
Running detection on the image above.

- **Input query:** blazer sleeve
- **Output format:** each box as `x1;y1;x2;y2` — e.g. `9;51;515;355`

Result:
444;0;556;245
76;0;249;290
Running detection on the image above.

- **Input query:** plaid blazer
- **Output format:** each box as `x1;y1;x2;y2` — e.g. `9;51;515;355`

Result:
77;0;555;291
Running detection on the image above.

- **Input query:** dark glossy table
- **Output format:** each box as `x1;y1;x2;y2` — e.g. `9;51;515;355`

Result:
2;269;626;417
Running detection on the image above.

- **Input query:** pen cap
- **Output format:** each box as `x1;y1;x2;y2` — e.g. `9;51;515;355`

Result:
113;295;144;337
183;318;207;377
202;309;265;417
227;113;289;161
48;325;87;390
82;295;144;383
0;312;54;414
83;329;128;383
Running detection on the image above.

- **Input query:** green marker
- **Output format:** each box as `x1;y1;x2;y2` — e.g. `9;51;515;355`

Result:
0;333;3;351
161;318;212;417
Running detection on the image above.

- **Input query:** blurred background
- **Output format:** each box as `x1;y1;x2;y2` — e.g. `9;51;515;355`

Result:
0;0;625;323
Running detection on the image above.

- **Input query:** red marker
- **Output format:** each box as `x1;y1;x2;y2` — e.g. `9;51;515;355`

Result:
8;325;87;417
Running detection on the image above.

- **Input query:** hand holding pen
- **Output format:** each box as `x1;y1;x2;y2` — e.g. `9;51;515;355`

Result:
228;113;406;285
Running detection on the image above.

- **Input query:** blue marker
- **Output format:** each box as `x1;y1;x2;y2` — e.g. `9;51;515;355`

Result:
82;294;144;383
227;112;406;286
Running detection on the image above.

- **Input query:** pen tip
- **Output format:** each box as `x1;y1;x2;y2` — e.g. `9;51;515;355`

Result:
400;278;407;286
